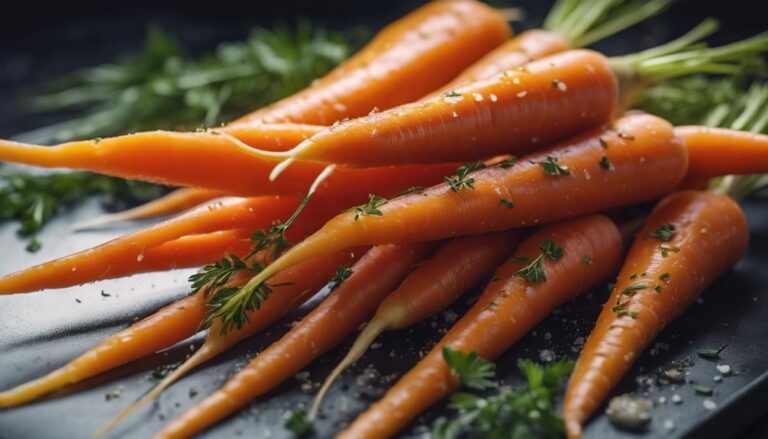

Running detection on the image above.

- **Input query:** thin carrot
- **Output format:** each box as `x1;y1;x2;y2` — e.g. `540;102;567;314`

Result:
563;191;748;439
310;230;520;419
154;243;433;439
0;130;457;197
222;113;687;327
0;194;351;294
676;126;768;179
230;0;511;126
96;247;361;437
71;188;226;230
339;214;624;438
261;49;619;169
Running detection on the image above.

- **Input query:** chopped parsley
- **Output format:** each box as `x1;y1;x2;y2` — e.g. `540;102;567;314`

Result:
285;410;312;436
443;90;462;98
697;345;726;360
599;155;614;170
445;162;486;192
499;198;515;208
659;272;671;283
512;239;564;284
499;157;518;169
582;255;592;265
352;194;388;220
649;224;676;241
539;156;571;176
330;265;353;290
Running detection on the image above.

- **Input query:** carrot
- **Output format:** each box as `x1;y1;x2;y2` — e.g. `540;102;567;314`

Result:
96;247;361;436
563;191;748;439
0;130;457;197
154;243;433;439
310;230;520;419
220;113;687;328
339;214;624;438
0;194;351;294
260;49;619;169
230;0;511;126
71;188;227;230
676;126;768;179
423;0;670;100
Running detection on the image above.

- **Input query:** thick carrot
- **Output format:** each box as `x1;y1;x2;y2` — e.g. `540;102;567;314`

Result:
676;126;768;179
97;248;361;436
260;49;618;168
339;214;624;438
0;131;457;197
230;113;687;315
231;0;511;126
563;191;748;439
0;194;351;294
72;188;227;230
310;230;520;418
155;243;433;439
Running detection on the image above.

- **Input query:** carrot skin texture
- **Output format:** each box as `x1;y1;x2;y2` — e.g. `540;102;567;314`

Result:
676;126;768;179
564;191;748;439
0;132;458;197
155;243;433;439
287;49;618;166
0;195;348;294
253;113;687;282
231;0;511;126
339;214;624;439
423;29;571;100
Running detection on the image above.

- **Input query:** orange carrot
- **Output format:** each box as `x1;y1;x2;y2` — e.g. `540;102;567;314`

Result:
310;230;520;418
563;191;748;439
0;131;457;197
0;194;352;294
676;126;768;179
339;214;624;438
227;113;687;321
72;188;226;230
97;247;361;436
231;0;511;126
155;243;433;439
259;49;618;169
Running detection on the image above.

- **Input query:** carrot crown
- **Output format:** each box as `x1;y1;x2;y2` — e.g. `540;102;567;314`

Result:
543;0;670;48
611;19;768;84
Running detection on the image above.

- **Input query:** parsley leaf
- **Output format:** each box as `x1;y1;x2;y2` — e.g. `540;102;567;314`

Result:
512;239;564;284
285;410;312;436
353;194;388;220
539;156;570;176
648;224;676;241
698;345;726;360
442;347;496;390
445;162;486;192
330;265;353;290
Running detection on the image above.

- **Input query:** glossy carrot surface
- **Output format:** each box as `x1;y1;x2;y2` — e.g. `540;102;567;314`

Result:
677;126;768;179
564;191;748;439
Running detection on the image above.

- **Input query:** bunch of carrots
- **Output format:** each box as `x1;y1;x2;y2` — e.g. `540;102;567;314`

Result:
2;0;768;438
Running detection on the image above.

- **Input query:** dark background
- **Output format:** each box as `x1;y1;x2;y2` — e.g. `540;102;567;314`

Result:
1;1;768;438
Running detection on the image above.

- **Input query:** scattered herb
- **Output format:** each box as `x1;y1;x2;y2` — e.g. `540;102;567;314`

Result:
499;198;515;208
654;284;662;293
512;239;563;284
659;272;671;282
443;90;462;98
582;255;592;265
353;194;388;220
25;237;41;253
499;157;517;168
442;347;496;391
285;410;313;436
618;132;636;141
445;162;486;192
539;156;570;176
330;265;353;290
599;155;614;170
621;283;649;296
100;290;111;297
648;224;676;241
697;345;727;360
598;137;609;148
694;385;714;396
151;367;168;380
433;357;574;439
659;244;680;258
395;186;425;197
75;298;82;304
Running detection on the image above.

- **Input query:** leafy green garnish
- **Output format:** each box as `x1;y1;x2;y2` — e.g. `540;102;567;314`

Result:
445;162;486;192
499;198;515;208
511;239;564;284
648;224;676;241
698;345;726;360
539;156;570;177
20;24;350;144
433;356;574;439
442;347;496;391
0;172;164;250
285;410;313;436
330;265;353;290
352;194;388;220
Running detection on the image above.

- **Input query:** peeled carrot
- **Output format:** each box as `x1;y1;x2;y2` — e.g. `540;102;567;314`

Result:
260;49;618;169
0;289;209;408
97;248;361;436
0;131;457;197
0;194;351;294
231;113;687;311
563;191;748;439
340;214;624;438
155;243;433;439
231;0;511;126
676;126;768;179
310;230;520;418
72;188;226;230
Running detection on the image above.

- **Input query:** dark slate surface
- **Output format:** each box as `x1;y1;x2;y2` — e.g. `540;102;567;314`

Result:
0;1;767;438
